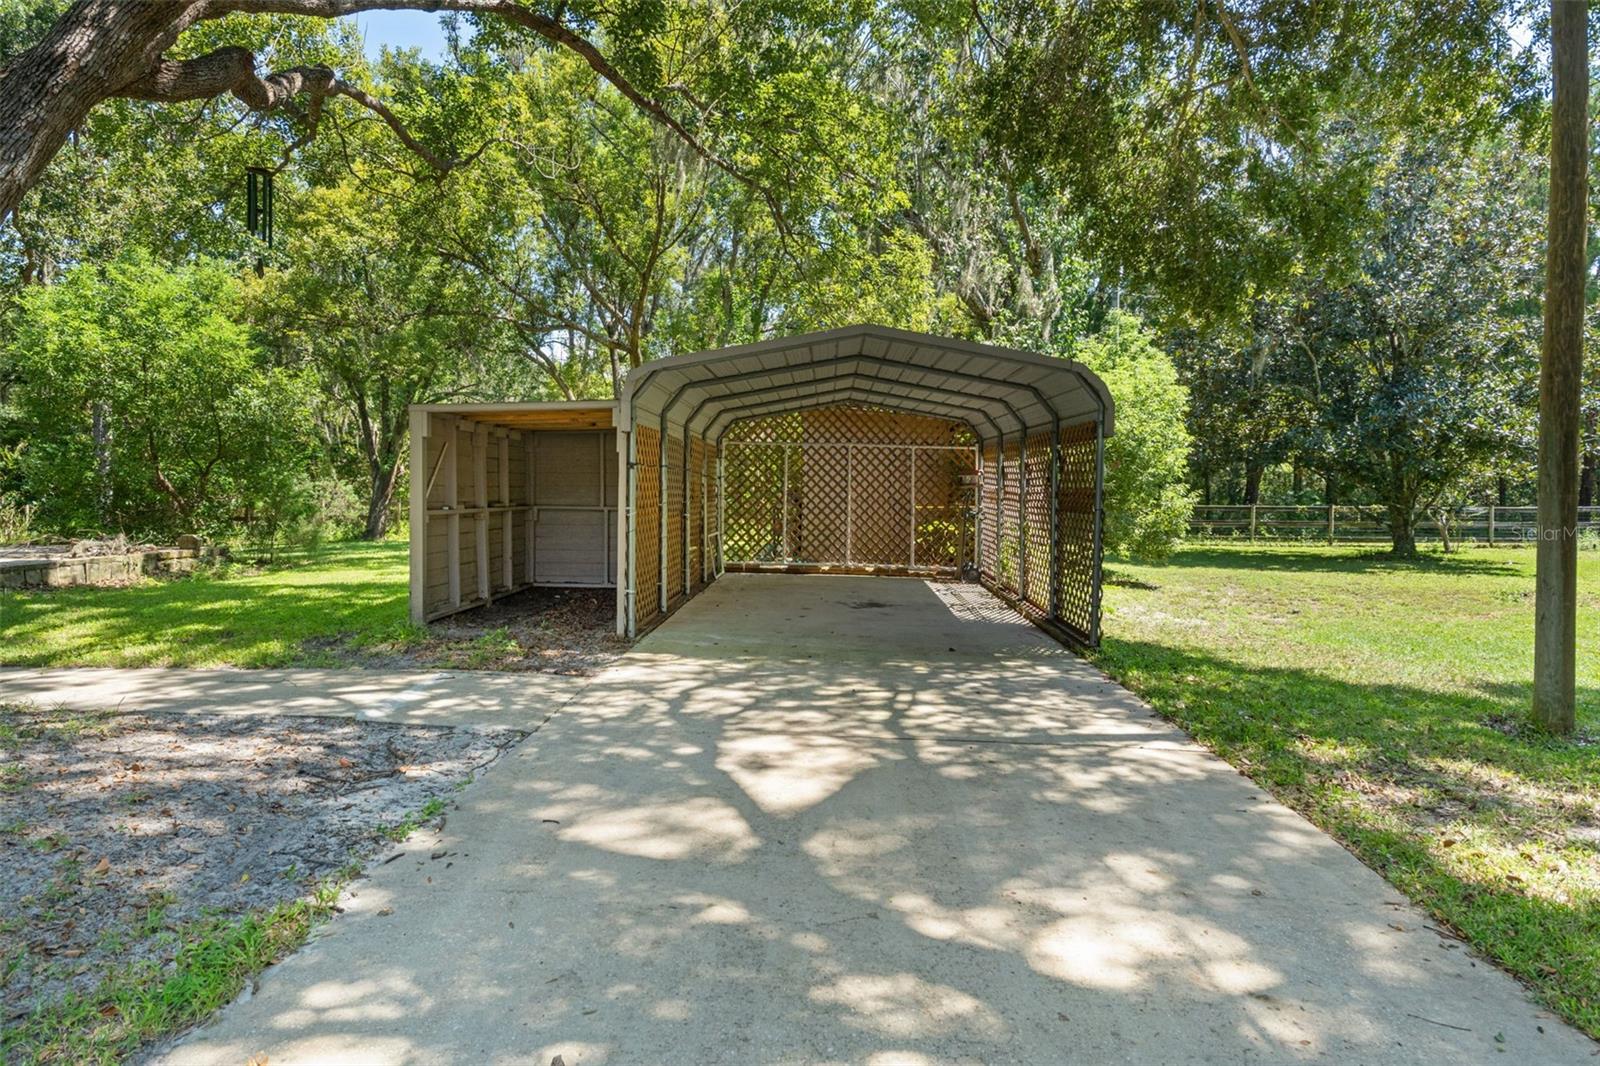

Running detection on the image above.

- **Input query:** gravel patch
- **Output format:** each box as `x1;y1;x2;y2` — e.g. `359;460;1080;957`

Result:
0;705;525;1025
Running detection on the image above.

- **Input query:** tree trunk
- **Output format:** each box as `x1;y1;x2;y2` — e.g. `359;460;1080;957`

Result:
91;400;112;527
1498;475;1510;507
1388;504;1418;558
1533;0;1587;735
0;2;200;222
1323;474;1337;507
364;461;400;539
1243;461;1263;505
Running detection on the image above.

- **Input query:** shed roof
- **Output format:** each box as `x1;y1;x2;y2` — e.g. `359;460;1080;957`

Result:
415;400;615;432
620;325;1113;443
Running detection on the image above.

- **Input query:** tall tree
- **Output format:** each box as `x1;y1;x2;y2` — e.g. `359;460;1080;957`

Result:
1284;143;1541;556
5;252;311;537
255;174;501;539
970;0;1537;320
1532;0;1589;735
0;0;880;229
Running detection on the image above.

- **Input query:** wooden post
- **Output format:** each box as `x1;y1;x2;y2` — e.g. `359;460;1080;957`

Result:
499;433;512;593
407;407;429;624
526;432;538;584
845;443;854;563
682;427;691;597
909;445;918;567
1017;436;1028;597
473;424;489;604
1049;432;1061;618
1534;0;1588;735
1487;504;1496;547
658;427;668;614
1249;504;1258;543
616;429;631;636
445;420;461;609
995;436;1005;582
780;443;790;560
1327;503;1336;545
700;451;709;585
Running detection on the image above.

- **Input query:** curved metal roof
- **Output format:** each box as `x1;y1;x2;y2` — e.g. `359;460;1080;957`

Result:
619;325;1114;444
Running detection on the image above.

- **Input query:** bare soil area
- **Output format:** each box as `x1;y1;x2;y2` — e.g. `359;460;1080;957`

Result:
308;586;630;675
0;705;524;1026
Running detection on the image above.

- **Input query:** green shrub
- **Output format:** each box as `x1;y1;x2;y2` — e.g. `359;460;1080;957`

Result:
1073;312;1197;561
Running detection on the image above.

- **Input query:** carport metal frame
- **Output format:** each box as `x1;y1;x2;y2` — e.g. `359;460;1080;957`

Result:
618;325;1113;646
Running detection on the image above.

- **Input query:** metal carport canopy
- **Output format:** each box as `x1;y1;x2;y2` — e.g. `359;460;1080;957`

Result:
618;325;1116;442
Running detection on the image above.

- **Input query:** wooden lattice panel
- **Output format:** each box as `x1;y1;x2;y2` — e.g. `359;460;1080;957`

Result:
997;442;1022;593
915;446;973;568
725;411;803;444
1022;433;1054;611
1055;421;1098;639
665;436;685;604
724;443;786;562
704;443;719;578
634;426;661;626
979;443;1000;581
795;444;851;561
848;445;913;565
722;405;975;571
687;439;704;592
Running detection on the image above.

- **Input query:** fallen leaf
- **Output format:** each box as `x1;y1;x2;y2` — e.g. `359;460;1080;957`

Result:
92;856;110;876
338;757;353;768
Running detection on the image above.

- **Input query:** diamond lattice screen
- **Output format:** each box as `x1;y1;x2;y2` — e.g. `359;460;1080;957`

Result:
722;405;975;571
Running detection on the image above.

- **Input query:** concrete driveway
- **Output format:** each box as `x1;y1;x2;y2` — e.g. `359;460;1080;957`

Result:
161;574;1592;1064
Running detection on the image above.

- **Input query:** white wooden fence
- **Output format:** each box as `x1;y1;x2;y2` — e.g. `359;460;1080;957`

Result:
1189;504;1600;545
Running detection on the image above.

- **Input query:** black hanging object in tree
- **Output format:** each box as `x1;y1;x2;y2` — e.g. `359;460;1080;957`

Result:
246;167;274;274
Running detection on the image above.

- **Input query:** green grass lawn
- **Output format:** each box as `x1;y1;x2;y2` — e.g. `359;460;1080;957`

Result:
0;542;417;668
1097;544;1600;1037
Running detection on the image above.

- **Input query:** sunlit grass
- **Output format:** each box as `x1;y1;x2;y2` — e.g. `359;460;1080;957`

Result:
1097;543;1600;1037
0;542;413;668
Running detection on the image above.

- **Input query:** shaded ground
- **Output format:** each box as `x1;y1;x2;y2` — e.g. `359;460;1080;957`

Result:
0;704;525;1029
307;586;627;675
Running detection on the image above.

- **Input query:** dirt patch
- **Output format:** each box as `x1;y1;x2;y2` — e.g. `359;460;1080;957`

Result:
307;586;630;675
0;705;524;1026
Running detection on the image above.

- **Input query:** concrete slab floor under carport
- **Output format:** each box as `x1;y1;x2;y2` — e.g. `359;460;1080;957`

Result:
159;574;1594;1065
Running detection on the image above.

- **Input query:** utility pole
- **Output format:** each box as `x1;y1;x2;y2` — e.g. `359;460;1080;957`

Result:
1532;0;1589;735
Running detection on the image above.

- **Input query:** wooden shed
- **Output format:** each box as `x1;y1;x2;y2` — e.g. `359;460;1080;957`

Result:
409;325;1115;645
407;401;619;623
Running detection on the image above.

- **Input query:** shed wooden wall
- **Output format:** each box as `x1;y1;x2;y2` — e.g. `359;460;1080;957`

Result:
629;425;718;635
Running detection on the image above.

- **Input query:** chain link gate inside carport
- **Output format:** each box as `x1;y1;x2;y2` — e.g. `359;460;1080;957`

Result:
721;408;979;571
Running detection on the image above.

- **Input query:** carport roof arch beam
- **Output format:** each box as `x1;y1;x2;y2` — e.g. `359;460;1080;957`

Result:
620;325;1116;441
691;373;1012;443
710;388;990;444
